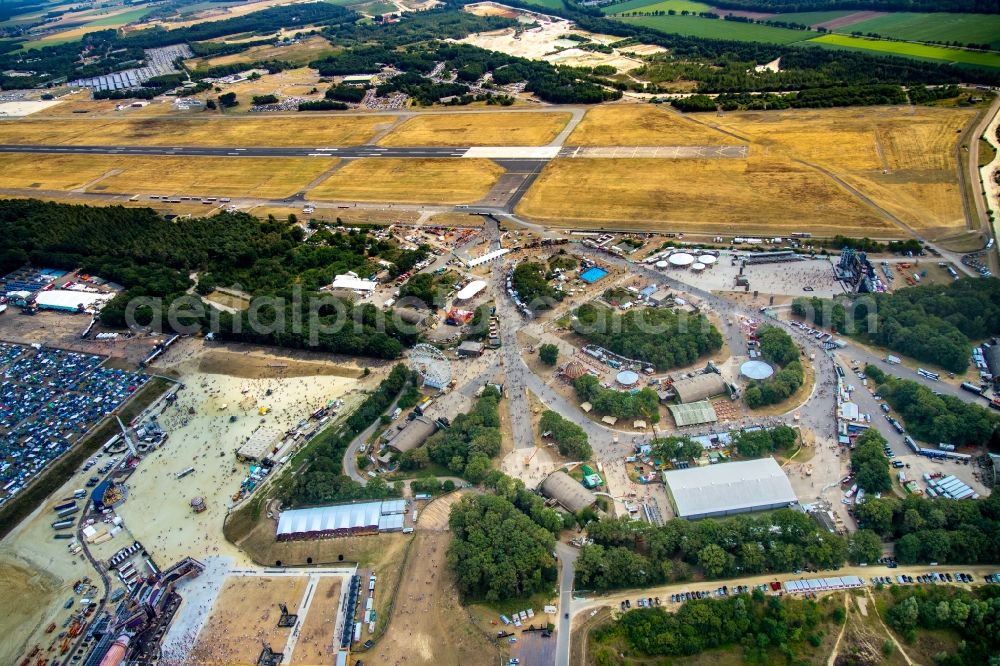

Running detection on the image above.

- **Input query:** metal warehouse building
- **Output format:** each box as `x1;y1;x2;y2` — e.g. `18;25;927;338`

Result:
662;457;798;520
672;373;728;403
540;471;596;513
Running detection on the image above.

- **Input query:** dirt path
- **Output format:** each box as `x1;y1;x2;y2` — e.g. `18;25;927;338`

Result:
865;588;915;666
826;593;850;666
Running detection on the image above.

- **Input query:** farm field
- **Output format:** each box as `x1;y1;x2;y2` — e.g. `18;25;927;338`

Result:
378;111;571;146
516;156;890;236
566;104;738;146
0;114;396;146
514;0;566;10
308;158;505;204
765;10;853;25
837;12;1000;49
189;575;307;665
618;15;812;44
706;106;976;236
185;35;337;70
603;0;711;14
0;153;337;198
806;34;1000;69
129;0;308;32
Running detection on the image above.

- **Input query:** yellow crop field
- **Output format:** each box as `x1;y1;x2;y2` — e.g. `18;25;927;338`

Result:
516;157;890;236
705;106;976;236
308;159;504;204
566;105;739;146
0;115;395;147
378;112;571;146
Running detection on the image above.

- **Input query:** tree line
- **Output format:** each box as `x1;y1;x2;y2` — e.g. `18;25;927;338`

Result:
707;0;1000;14
792;278;1000;373
855;491;1000;565
876;376;999;450
575;510;851;591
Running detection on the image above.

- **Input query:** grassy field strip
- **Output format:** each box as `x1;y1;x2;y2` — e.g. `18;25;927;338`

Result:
186;35;337;70
833;12;1000;49
605;0;712;14
566;105;740;146
377;112;572;147
308;158;505;204
0;115;396;147
806;33;1000;69
618;15;814;44
0;153;338;198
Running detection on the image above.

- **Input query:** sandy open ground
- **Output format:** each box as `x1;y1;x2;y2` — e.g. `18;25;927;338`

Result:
291;577;342;665
0;115;396;147
185;36;337;70
308;158;505;204
567;105;739;146
379;112;571;147
706;106;976;236
0;100;63;117
115;340;363;567
516;156;890;236
189;575;307;664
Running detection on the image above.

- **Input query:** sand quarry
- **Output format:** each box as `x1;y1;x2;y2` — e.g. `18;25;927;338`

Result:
460;3;663;74
0;340;368;665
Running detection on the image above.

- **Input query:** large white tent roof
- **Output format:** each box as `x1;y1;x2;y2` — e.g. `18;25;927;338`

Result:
668;252;695;267
663;457;797;518
456;280;487;301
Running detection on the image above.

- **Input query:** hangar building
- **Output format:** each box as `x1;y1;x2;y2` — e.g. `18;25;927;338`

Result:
379;416;438;463
672;373;728;403
662;457;797;520
540;471;596;513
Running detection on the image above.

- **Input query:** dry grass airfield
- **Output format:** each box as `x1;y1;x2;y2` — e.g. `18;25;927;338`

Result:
566;104;739;146
378;111;571;146
516;156;890;236
704;106;975;237
309;158;505;204
185;36;337;70
0;115;395;146
0;153;337;198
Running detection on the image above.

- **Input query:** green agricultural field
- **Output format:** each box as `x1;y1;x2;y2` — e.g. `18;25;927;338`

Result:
766;10;853;25
516;0;567;10
618;15;813;44
838;12;1000;49
605;0;712;14
86;6;153;26
807;33;1000;69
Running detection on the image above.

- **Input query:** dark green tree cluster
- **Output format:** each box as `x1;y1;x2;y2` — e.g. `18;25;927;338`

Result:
447;493;557;601
282;364;409;506
573;302;723;371
398;272;443;310
855;492;1000;565
593;593;825;660
251;94;279;105
512;262;561;310
886;585;1000;665
706;0;1000;13
650;435;704;462
325;84;368;103
758;325;799;366
792;278;1000;373
575;510;847;591
538;343;559;365
744;361;804;409
732;425;798;457
408;476;456;496
573;374;660;423
539;410;592;460
877;377;998;450
850;429;892;494
423;388;502;482
674;84;909;112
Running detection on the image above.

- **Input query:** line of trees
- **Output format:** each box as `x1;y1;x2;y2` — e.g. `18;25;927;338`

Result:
792;278;1000;373
876;377;999;450
850;429;892;494
672;83;910;112
573;374;661;423
576;510;849;590
573;302;723;371
539;410;593;460
854;492;1000;565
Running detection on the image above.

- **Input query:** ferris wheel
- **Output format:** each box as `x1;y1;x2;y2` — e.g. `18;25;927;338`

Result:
410;343;451;389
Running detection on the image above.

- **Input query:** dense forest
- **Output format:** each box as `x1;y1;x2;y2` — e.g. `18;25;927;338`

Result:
281;364;411;507
0;199;418;359
448;474;563;601
792;278;1000;373
575;510;850;590
850;429;892;493
573;302;723;371
539;410;593;460
854;492;1000;565
885;586;1000;665
592;593;828;661
874;375;999;450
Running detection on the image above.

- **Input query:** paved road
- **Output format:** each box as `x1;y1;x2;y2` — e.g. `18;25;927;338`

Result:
554;542;579;666
0;143;472;158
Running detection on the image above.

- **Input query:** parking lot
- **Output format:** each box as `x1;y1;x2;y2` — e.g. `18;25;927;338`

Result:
0;343;148;505
508;629;556;666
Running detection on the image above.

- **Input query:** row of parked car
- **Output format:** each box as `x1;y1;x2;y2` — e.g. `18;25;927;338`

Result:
873;572;977;585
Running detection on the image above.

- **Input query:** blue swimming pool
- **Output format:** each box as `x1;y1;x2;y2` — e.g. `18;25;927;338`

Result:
580;267;608;284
